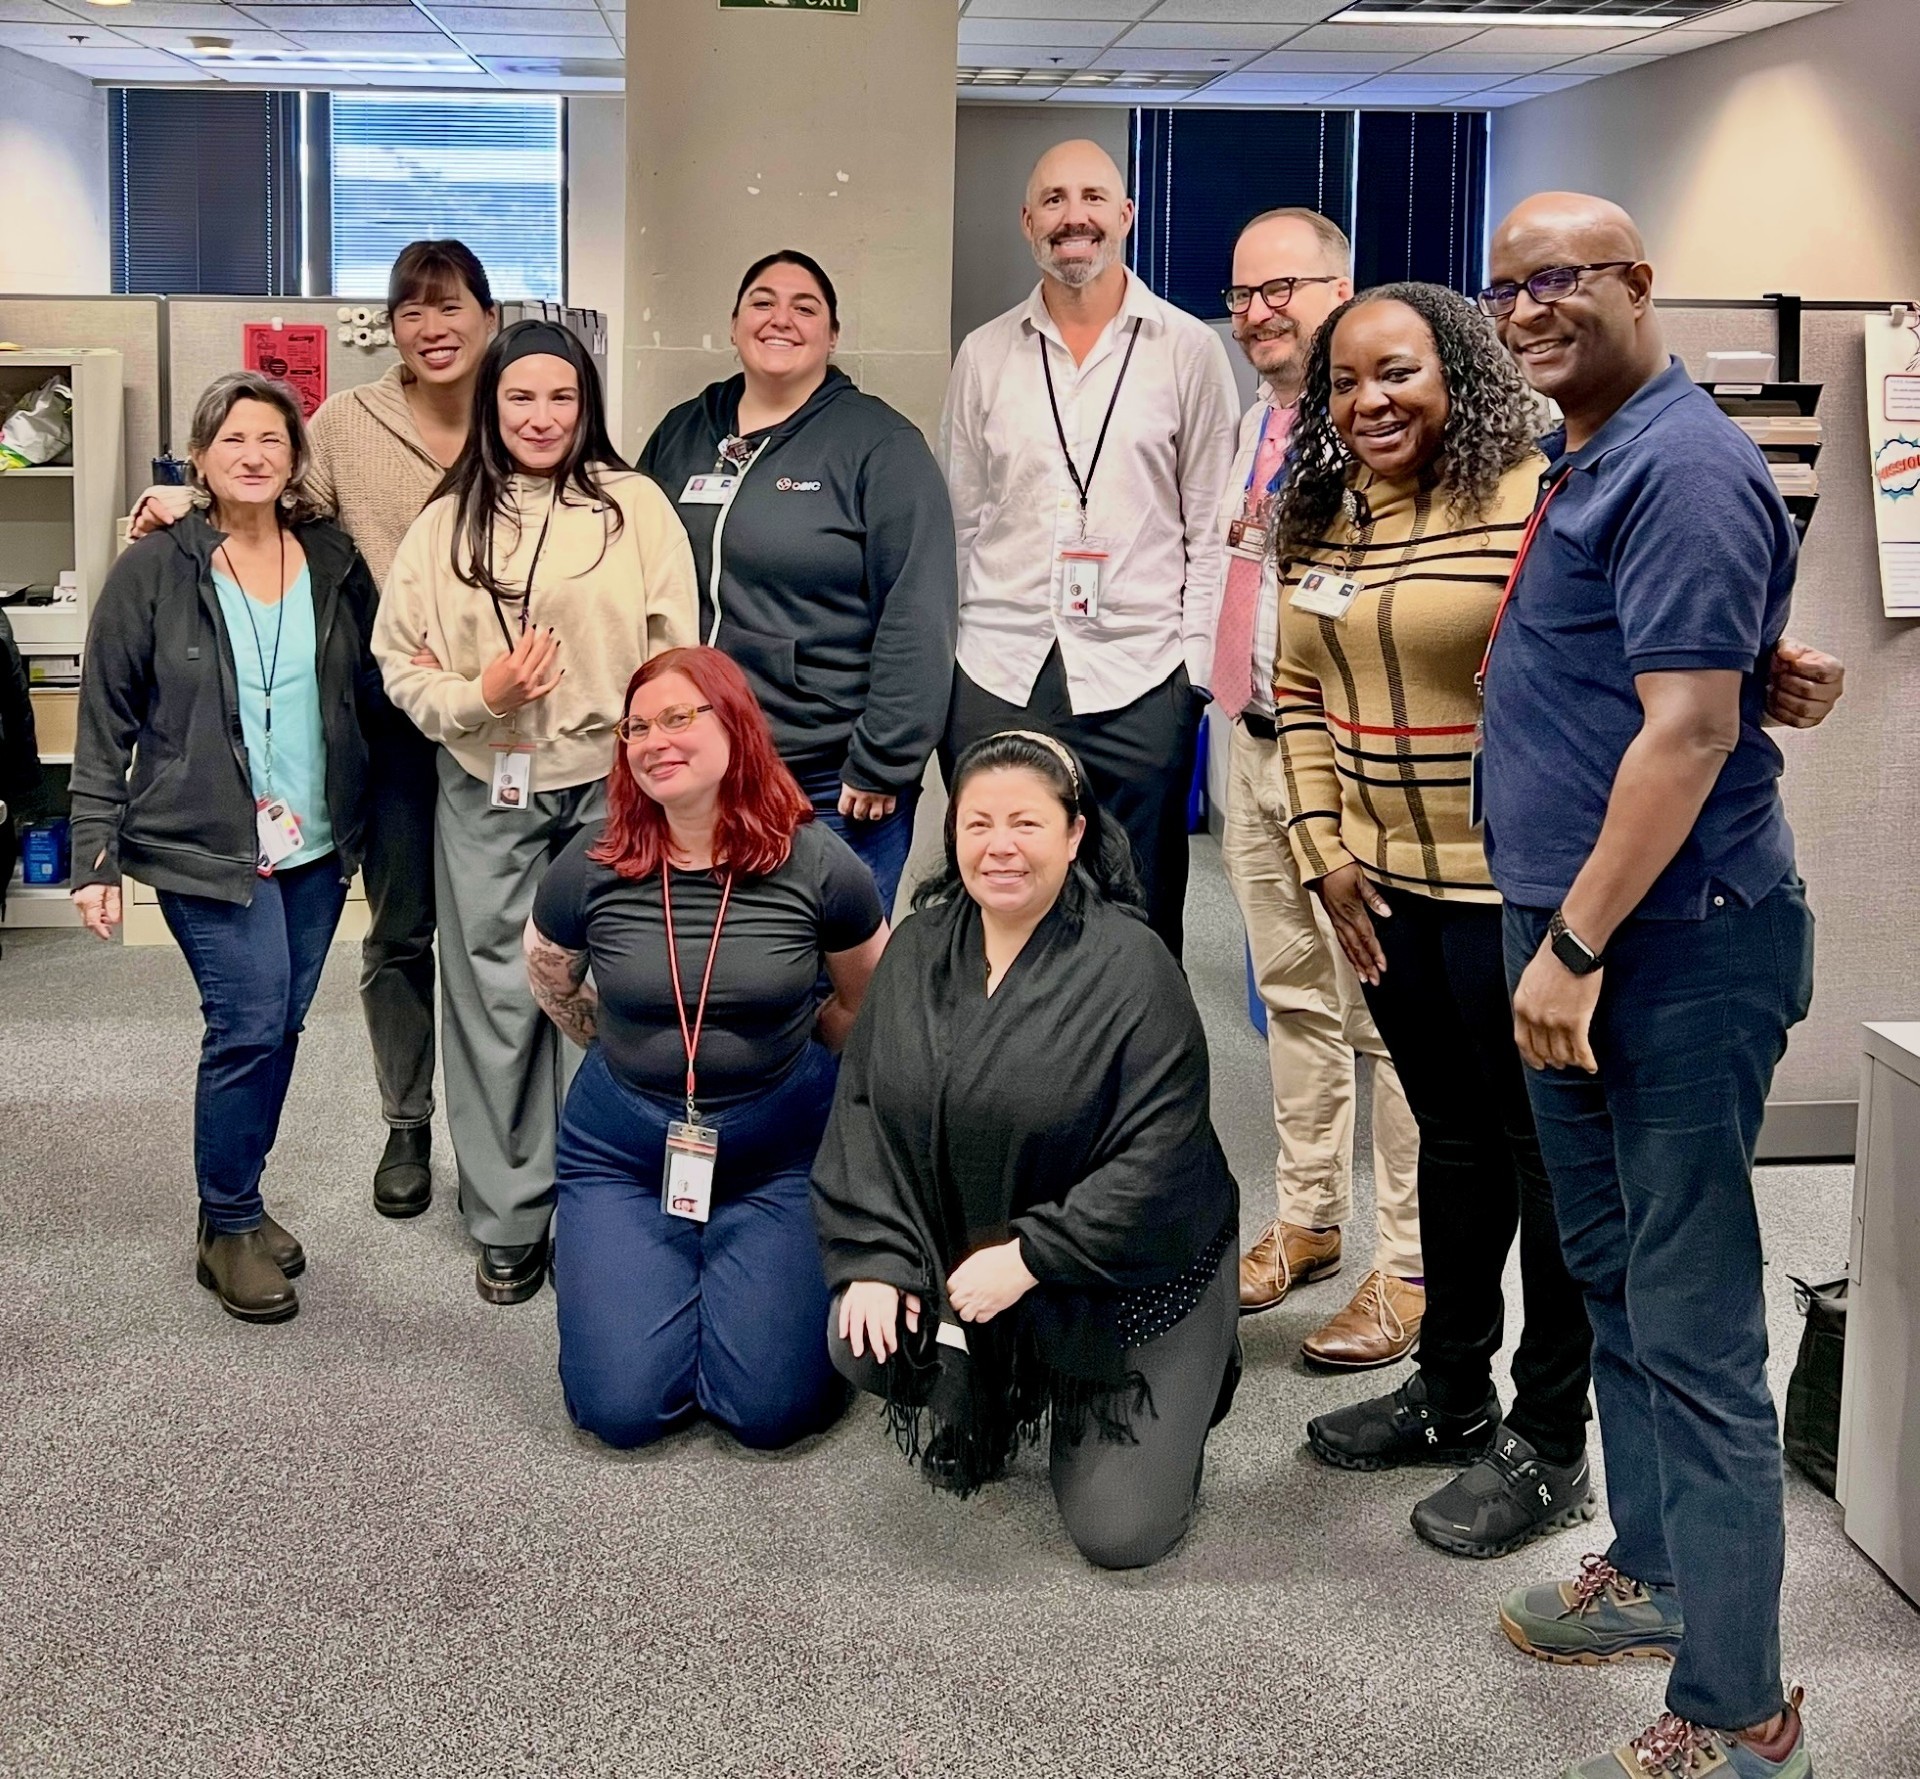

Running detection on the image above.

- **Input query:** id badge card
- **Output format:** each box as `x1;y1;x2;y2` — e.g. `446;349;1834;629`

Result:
680;473;738;507
255;796;303;875
1469;718;1485;831
1292;568;1363;622
1059;538;1111;620
1227;515;1270;560
489;742;535;810
662;1120;719;1222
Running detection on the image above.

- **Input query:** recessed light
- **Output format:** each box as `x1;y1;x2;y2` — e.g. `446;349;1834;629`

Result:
80;0;136;9
1328;6;1687;21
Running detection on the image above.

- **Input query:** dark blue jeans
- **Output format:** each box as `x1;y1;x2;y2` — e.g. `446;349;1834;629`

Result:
159;857;349;1235
1504;877;1814;1731
793;764;919;916
553;1041;846;1451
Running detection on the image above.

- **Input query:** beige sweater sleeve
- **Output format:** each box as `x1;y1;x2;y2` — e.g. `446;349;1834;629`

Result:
372;501;500;741
625;475;699;657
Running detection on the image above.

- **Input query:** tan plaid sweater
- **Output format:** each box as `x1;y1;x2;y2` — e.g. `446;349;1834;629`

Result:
1272;455;1546;903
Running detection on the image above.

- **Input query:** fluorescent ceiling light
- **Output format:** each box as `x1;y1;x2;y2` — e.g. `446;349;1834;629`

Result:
1328;7;1687;22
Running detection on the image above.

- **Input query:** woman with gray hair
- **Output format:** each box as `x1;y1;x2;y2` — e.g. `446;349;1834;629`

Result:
70;372;381;1323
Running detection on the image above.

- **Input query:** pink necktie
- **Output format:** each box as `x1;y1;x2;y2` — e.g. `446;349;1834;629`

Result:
1210;403;1293;719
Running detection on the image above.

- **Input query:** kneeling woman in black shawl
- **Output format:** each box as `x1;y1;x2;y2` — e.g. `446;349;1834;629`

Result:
811;731;1240;1570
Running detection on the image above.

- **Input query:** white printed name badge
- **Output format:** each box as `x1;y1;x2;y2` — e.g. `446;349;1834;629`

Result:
662;1120;719;1223
1291;568;1364;621
1059;541;1111;620
255;797;303;875
680;473;739;506
489;742;535;811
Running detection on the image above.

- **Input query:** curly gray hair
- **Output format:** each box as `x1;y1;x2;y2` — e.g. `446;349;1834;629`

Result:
185;371;323;524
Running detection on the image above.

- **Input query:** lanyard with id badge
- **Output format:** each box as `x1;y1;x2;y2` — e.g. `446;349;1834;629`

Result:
659;862;735;1223
485;497;556;809
1041;317;1141;620
221;535;306;876
1227;402;1288;564
1470;469;1571;828
683;433;769;647
1290;487;1371;625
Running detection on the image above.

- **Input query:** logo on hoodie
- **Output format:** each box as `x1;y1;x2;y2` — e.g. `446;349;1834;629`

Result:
775;477;822;493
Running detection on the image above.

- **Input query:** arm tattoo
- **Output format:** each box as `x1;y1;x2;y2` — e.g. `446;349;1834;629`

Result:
524;919;598;1048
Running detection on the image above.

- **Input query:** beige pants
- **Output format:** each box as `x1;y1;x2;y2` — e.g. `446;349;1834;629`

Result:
1220;719;1423;1279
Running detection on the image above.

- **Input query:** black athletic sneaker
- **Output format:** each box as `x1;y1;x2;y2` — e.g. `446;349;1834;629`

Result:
1305;1372;1501;1473
1411;1429;1597;1558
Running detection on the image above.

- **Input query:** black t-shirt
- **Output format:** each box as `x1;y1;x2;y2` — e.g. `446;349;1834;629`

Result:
532;819;884;1106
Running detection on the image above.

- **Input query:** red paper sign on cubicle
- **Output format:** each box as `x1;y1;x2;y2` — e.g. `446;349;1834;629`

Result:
243;323;328;420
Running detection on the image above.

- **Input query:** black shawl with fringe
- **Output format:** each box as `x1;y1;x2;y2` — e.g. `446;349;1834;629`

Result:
811;877;1238;1494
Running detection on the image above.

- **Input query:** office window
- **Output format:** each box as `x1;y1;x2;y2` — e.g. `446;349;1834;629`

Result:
110;90;300;295
330;95;564;302
1352;111;1489;294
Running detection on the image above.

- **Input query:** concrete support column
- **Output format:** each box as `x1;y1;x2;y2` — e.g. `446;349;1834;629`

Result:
623;0;960;445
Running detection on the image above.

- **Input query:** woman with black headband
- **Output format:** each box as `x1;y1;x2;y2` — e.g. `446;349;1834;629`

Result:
811;730;1240;1569
375;319;697;1305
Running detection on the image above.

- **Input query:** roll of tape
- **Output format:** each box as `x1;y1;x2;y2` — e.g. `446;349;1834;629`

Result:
353;326;373;347
351;305;372;326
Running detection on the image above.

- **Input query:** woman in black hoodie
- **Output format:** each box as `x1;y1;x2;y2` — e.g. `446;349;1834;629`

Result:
639;251;957;913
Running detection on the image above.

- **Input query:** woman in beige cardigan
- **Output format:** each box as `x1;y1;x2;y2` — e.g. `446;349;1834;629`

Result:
375;319;696;1305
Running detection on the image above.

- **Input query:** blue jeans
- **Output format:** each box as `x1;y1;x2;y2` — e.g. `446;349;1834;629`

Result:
1504;878;1814;1731
793;764;919;916
553;1041;846;1451
159;857;349;1234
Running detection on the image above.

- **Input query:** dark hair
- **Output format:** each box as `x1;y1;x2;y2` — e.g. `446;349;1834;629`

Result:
733;250;840;331
185;371;326;526
1273;280;1539;566
433;319;628;601
912;731;1143;928
387;239;496;317
590;647;811;880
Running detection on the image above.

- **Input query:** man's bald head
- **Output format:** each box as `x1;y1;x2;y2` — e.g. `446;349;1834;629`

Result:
1492;191;1645;274
1023;139;1134;291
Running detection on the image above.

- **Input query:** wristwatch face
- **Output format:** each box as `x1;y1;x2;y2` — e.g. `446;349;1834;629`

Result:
1551;925;1600;976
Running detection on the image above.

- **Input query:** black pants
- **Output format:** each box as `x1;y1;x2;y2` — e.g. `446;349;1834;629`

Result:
942;648;1202;960
358;715;440;1130
1360;888;1592;1462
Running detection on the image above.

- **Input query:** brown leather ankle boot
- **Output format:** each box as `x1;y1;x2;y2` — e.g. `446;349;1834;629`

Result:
196;1226;299;1323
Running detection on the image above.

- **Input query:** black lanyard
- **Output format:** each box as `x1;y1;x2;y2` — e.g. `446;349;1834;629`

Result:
219;531;289;789
485;493;557;651
1039;316;1142;530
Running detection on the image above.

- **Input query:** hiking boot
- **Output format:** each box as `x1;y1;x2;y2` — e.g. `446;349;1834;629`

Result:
1305;1371;1500;1472
1301;1269;1423;1370
1557;1688;1812;1778
1500;1552;1686;1665
1412;1429;1595;1558
1239;1220;1341;1314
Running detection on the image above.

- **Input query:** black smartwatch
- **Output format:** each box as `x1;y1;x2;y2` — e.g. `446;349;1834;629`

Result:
1548;909;1603;976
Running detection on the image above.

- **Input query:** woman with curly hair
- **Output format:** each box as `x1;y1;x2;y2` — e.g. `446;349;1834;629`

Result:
1268;282;1600;1562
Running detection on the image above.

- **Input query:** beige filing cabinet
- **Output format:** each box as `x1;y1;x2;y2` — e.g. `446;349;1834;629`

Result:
1837;1022;1920;1606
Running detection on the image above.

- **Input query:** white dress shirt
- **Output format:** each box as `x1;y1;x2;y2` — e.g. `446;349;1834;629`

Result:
939;272;1240;716
1213;382;1296;721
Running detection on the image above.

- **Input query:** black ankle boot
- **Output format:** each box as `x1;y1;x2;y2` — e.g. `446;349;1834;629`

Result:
477;1231;550;1305
374;1125;432;1220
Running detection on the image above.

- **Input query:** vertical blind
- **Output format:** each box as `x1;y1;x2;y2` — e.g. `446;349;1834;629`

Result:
110;90;300;295
1352;111;1489;295
329;95;564;302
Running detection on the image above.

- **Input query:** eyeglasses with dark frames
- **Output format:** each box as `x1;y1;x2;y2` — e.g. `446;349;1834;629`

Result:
615;703;713;742
1222;275;1343;317
1476;261;1636;320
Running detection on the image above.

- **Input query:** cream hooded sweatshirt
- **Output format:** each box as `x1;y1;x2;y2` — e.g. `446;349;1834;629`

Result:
374;468;698;792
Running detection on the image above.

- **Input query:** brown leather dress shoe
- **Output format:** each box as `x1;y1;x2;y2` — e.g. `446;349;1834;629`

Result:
196;1227;300;1324
1302;1269;1424;1370
1238;1220;1342;1314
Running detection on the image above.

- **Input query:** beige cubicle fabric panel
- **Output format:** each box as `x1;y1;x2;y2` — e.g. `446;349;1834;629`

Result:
0;294;158;502
1663;306;1920;1108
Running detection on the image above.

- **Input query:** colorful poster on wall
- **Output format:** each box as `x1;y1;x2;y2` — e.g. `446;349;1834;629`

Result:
243;323;329;422
1865;307;1920;619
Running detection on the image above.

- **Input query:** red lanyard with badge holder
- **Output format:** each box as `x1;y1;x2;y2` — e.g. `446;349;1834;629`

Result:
1469;467;1572;828
483;493;556;810
659;860;735;1223
1042;317;1141;621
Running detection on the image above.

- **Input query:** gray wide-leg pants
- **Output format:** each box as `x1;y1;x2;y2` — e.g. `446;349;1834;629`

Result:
434;749;605;1248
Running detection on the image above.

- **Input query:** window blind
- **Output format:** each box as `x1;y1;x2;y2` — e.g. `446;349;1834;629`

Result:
1352;111;1489;295
329;95;565;303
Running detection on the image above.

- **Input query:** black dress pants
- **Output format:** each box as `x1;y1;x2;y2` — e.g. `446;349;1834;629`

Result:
1359;886;1592;1462
942;647;1202;961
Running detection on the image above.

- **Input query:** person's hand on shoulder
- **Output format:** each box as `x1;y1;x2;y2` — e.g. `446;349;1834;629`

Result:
127;486;195;541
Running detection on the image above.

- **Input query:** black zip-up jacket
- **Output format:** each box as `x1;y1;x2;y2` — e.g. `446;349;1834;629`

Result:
639;369;958;794
71;513;380;904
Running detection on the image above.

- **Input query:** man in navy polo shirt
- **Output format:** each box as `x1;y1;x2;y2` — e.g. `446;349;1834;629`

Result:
1479;192;1827;1779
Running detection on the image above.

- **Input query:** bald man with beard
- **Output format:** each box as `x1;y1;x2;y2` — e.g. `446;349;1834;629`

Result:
938;138;1239;961
1478;192;1833;1779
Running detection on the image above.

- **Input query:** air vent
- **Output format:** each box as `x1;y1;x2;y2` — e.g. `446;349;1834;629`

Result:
481;56;625;79
1334;0;1731;17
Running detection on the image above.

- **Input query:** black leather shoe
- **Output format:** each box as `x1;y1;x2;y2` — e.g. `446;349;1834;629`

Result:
1412;1431;1596;1559
1306;1372;1500;1473
373;1125;432;1220
196;1227;299;1323
477;1232;550;1305
200;1210;303;1278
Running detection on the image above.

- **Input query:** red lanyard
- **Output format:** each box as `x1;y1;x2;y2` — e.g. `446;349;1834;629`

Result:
661;862;734;1123
1476;469;1571;697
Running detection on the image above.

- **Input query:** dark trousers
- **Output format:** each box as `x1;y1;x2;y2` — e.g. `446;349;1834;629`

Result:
1505;879;1813;1730
159;857;349;1234
792;762;920;918
941;648;1202;960
358;718;439;1130
553;1042;846;1452
1360;888;1592;1460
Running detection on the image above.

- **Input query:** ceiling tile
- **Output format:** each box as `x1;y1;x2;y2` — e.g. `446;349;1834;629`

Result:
118;22;299;46
427;3;602;27
1469;88;1535;106
52;0;276;22
1340;85;1481;105
1114;21;1299;48
1645;27;1740;48
958;87;1062;102
958;18;1122;44
959;42;1098;65
1093;45;1257;68
1284;22;1477;52
1457;25;1654;53
1485;72;1594;94
961;0;1154;16
1243;47;1411;71
1556;50;1663;72
1143;1;1341;20
1198;70;1361;97
1400;49;1568;73
25;38;192;63
0;0;96;21
233;2;440;24
455;27;608;51
1687;0;1833;24
0;16;130;39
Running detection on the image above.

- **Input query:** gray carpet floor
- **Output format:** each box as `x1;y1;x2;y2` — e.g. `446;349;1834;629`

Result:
2;837;1915;1778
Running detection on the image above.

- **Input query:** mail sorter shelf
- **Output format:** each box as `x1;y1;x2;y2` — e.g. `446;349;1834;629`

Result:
1706;381;1824;541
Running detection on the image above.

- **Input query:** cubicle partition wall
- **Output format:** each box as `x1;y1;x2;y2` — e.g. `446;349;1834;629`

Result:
0;295;160;503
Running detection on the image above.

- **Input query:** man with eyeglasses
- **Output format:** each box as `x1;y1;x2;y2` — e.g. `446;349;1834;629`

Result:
1475;191;1840;1779
1210;208;1426;1370
939;138;1240;960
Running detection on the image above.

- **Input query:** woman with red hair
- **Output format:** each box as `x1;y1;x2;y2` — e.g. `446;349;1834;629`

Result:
525;646;889;1449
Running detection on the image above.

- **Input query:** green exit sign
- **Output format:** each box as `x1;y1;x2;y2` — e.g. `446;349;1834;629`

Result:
721;0;858;11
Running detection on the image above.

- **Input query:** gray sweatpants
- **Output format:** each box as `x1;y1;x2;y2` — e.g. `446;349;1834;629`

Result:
434;749;606;1248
